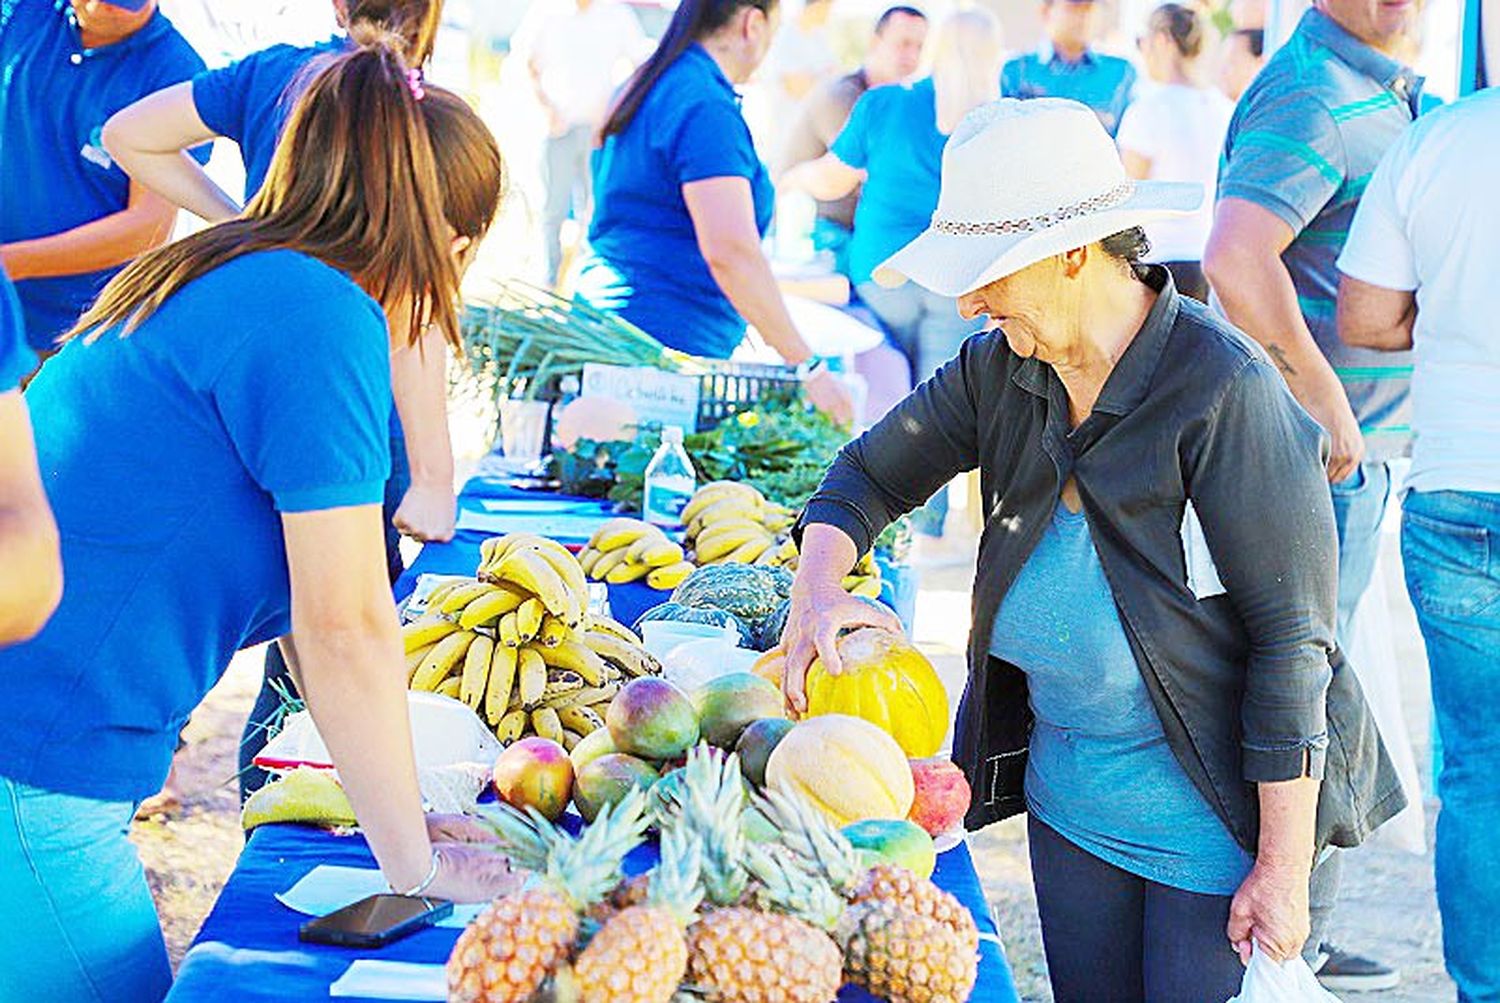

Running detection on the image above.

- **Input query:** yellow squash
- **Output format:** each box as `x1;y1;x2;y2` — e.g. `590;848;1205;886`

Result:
803;627;949;758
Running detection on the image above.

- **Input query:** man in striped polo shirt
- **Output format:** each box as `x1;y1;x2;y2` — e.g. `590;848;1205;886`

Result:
1203;0;1420;992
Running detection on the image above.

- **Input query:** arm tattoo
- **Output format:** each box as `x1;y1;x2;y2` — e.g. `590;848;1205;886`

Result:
1266;344;1297;378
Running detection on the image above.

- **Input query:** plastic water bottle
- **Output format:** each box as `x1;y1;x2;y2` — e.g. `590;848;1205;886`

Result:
642;426;696;528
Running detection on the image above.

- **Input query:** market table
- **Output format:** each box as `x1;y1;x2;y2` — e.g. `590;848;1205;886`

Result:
166;823;1020;1002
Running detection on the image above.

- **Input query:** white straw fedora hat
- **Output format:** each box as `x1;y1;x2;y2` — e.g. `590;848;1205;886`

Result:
874;98;1203;298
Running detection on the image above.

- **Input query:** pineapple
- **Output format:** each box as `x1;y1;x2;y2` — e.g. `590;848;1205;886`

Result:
685;907;843;1003
573;827;704;1003
851;863;980;958
754;788;865;894
676;745;749;908
838;899;979;1003
447;792;649;1003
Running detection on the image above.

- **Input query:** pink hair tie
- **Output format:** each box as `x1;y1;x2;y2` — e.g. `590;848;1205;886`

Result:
406;67;426;101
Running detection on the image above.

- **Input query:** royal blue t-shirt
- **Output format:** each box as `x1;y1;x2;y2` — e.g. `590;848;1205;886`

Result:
0;269;35;390
0;0;209;351
830;78;946;288
579;44;774;360
193;35;352;201
0;250;392;801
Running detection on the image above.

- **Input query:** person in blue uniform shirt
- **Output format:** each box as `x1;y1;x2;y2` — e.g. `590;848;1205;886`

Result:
1000;0;1137;136
0;267;61;648
0;0;208;363
0;45;519;1001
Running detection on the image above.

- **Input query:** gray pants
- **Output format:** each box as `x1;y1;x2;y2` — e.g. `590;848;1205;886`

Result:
542;124;594;284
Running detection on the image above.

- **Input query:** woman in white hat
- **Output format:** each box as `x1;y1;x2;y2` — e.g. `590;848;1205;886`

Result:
777;98;1404;1001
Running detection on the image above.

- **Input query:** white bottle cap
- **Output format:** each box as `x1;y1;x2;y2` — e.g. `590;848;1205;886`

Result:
663;425;684;444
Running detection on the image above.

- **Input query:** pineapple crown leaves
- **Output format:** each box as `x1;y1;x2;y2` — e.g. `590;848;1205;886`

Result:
754;787;864;896
538;789;650;912
474;800;552;873
647;826;706;926
743;842;846;932
675;744;749;907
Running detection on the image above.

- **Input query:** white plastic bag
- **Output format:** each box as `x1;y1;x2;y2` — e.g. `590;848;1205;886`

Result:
1225;944;1343;1003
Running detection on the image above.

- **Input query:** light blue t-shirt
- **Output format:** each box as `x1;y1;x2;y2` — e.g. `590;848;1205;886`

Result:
830;77;945;288
1000;43;1138;137
192;35;351;201
0;269;35;390
0;0;209;350
580;44;774;360
991;499;1253;895
0;250;392;802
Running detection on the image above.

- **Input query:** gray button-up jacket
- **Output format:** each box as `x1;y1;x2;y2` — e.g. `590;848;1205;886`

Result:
801;271;1405;853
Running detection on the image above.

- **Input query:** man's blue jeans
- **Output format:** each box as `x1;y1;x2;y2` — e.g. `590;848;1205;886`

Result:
0;776;170;1002
1402;489;1500;1003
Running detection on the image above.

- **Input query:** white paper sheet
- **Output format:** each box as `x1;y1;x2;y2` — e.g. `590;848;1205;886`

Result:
1180;500;1228;600
330;960;447;1000
276;866;484;929
454;508;610;540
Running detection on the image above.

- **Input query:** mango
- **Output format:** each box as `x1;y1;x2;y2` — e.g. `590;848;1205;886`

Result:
691;672;786;749
842;818;937;879
573;753;660;822
607;677;700;761
907;756;973;836
492;737;574;822
735;717;795;789
569;726;617;774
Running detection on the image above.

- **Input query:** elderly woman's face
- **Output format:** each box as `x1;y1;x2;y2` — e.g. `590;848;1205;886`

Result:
957;256;1073;363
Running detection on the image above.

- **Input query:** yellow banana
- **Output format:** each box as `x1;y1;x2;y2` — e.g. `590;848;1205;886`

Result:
583;614;642;646
435;677;462;699
497;610;521;648
692;517;770;547
543;681;620;709
484;644;519;725
516;597;545;643
530;706;564;744
850;577;883;599
405;642;436;683
517;542;589;624
422;579;464;611
605;561;651;585
578;547;603;577
456;584;529;629
537;638;607;686
411;630;478;692
494;550;576;625
681;482;762;524
623;533;660;566
537;615;569;648
561;729;585;752
517;646;547;707
688;496;762;535
591;518;655;552
723;536;773;564
694;526;771;564
541;669;586;701
402;616;460;654
438;580;499;616
494;707;527;744
580;630;660;679
459;633;495;710
587;546;629;582
488;532;574;566
646;560;695;591
557;703;606;735
638;539;684;568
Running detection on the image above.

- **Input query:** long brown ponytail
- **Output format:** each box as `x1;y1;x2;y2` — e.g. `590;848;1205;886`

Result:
69;43;504;350
346;0;445;65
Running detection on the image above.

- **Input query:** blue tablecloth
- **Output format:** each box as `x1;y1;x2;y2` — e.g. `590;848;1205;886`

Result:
166;823;1020;1002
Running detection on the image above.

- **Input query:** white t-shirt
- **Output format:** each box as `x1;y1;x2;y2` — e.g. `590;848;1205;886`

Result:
513;0;646;128
1337;87;1500;496
1115;83;1233;262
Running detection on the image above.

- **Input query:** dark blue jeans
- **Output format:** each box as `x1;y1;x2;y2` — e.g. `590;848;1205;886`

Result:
1402;489;1500;1003
236;428;410;803
1029;815;1246;1003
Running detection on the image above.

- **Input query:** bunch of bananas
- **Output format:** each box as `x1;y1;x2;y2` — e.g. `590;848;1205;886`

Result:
756;534;883;598
577;518;695;591
681;481;795;567
402;533;663;749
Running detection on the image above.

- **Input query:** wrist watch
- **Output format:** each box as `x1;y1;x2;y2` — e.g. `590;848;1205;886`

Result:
795;358;827;381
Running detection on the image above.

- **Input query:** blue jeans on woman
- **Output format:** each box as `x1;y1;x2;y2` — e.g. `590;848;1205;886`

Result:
857;281;982;536
1402;489;1500;1003
0;777;171;1002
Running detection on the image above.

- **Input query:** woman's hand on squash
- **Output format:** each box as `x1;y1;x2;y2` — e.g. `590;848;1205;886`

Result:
781;577;903;714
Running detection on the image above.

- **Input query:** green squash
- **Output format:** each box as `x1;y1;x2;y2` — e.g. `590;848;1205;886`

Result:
669;565;793;632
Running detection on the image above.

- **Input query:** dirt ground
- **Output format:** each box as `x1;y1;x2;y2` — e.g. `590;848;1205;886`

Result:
133;527;1455;1002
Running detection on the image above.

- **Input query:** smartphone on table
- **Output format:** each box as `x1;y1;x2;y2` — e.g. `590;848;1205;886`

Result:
299;893;453;948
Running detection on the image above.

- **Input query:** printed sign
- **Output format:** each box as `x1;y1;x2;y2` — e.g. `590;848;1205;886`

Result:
580;363;700;432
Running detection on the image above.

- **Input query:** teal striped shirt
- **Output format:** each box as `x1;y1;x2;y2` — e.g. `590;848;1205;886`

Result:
1218;9;1421;459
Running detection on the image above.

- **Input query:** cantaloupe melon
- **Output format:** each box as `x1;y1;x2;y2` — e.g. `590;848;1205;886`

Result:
764;714;915;825
803;627;949;758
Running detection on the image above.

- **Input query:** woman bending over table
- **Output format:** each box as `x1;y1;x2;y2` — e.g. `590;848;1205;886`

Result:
576;0;854;424
780;99;1404;1003
0;44;518;1002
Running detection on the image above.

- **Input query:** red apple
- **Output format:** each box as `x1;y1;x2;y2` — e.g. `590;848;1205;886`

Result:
907;756;972;836
493;737;574;821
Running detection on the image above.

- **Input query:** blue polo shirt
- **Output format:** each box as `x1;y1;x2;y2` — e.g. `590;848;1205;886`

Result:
0;0;208;351
579;44;774;360
0;250;391;801
193;35;352;201
0;270;34;390
1000;42;1137;136
1218;8;1421;460
831;78;946;288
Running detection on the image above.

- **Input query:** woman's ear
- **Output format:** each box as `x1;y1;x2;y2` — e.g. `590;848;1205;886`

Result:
451;234;473;259
1062;245;1089;278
